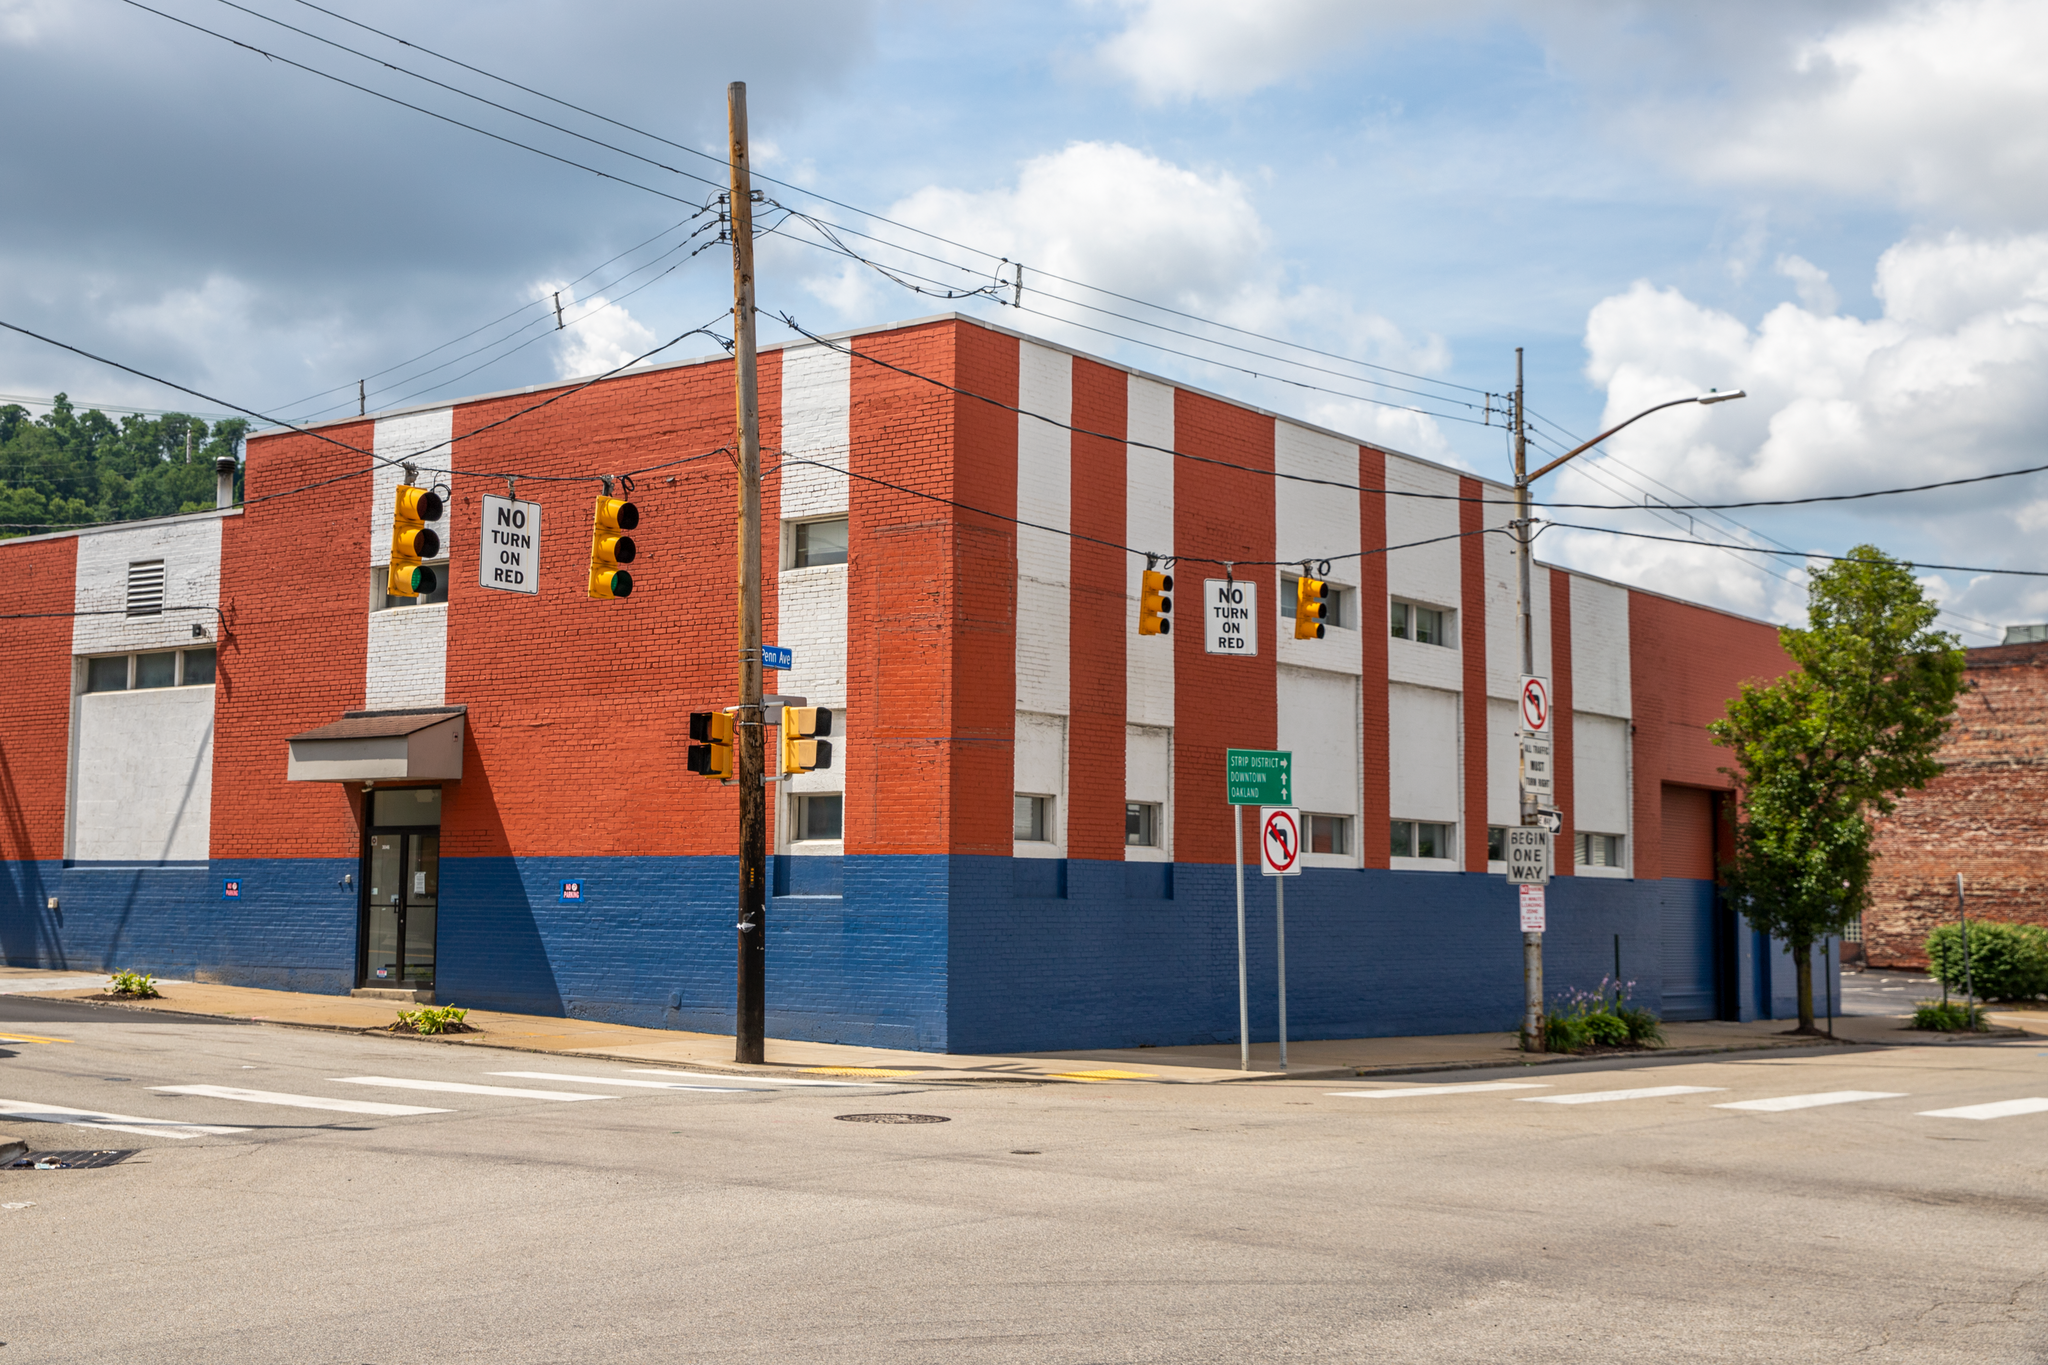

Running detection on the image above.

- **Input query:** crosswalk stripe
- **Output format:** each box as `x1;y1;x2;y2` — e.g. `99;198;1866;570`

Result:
1917;1097;2048;1121
331;1076;615;1102
626;1069;888;1088
1714;1091;1905;1113
1519;1086;1725;1105
152;1085;451;1116
0;1098;249;1139
1328;1082;1553;1099
490;1071;750;1092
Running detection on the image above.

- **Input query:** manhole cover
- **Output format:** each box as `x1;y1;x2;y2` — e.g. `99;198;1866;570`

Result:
7;1150;138;1170
834;1113;949;1124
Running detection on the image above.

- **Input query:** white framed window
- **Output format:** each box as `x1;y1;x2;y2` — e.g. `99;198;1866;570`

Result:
371;563;450;610
1391;599;1453;647
1126;801;1160;847
788;516;848;569
1486;826;1508;864
1575;831;1625;869
1308;814;1349;855
1392;819;1454;861
794;794;843;842
81;647;217;693
1282;576;1349;629
1014;794;1053;842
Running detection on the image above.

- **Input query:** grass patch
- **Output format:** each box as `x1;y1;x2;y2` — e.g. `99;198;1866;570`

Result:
391;1004;474;1036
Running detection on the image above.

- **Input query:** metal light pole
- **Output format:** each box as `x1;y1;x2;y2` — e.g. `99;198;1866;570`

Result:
1511;369;1744;1051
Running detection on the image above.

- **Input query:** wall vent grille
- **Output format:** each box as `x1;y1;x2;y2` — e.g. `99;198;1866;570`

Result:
125;560;165;617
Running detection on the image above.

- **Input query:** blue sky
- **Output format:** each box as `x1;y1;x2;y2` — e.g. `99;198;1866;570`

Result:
5;0;2045;641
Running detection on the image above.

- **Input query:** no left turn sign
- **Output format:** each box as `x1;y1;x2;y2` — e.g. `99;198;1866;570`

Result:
1260;806;1301;877
1519;675;1551;734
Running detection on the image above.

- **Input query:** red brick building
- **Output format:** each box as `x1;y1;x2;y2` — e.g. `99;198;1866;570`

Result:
1864;639;2048;968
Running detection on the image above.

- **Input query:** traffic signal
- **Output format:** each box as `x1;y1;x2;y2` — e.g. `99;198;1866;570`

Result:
588;495;638;599
387;483;443;599
1294;573;1328;640
780;706;833;775
1139;568;1172;636
686;708;735;780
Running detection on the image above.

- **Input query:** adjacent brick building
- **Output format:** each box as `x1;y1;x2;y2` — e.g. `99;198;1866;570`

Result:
0;312;1821;1049
1864;639;2048;968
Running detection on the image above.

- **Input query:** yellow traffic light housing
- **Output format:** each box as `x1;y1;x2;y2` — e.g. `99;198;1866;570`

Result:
387;483;444;599
687;708;735;780
588;495;638;599
780;706;833;775
1139;567;1172;636
1294;573;1328;640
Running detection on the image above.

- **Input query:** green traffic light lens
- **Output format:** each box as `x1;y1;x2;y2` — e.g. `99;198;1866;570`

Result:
611;569;632;599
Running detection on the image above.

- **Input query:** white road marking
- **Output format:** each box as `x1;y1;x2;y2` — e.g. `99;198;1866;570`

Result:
490;1071;750;1092
152;1085;451;1116
1917;1097;2048;1121
626;1069;887;1088
330;1077;615;1102
0;1098;248;1139
1714;1091;1905;1113
1519;1086;1725;1105
1328;1082;1554;1099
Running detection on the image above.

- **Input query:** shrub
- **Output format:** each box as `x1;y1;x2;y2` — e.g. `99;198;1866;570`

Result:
392;1004;471;1035
1545;977;1663;1052
1616;1004;1666;1047
107;970;159;999
1925;922;2048;1001
1913;1000;1987;1032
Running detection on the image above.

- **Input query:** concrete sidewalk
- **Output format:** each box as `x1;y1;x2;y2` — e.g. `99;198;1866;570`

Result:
5;965;2042;1083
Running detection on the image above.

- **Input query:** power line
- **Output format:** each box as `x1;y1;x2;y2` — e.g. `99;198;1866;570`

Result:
1540;522;2048;579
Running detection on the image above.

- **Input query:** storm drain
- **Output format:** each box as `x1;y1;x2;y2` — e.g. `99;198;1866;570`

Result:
834;1113;949;1125
7;1150;140;1170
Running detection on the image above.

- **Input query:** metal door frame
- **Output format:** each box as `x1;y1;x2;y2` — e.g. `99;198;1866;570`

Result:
357;788;442;990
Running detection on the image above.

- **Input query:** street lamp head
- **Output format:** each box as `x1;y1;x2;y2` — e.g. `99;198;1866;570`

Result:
1696;388;1747;405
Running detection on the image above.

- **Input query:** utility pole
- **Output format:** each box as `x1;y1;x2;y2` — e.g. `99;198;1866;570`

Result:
1512;349;1543;1052
729;81;767;1065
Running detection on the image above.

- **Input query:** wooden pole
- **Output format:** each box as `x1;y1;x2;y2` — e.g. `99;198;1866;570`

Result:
729;81;766;1065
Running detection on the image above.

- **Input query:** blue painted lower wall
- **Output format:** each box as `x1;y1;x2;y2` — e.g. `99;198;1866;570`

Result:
0;854;1838;1052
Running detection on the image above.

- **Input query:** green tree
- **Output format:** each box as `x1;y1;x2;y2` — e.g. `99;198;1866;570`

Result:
1710;546;1966;1032
0;395;244;536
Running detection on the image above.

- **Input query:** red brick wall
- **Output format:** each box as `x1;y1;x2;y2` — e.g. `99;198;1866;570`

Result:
1358;446;1390;869
1067;357;1127;863
1458;477;1489;872
1173;393;1275;865
0;534;78;861
215;420;377;857
844;318;1017;856
1627;591;1790;880
1548;567;1574;876
1865;641;2048;967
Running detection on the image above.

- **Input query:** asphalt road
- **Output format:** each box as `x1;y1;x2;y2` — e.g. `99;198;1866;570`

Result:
4;998;2045;1363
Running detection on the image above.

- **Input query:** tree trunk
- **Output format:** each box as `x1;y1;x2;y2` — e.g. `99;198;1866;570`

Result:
1792;934;1817;1033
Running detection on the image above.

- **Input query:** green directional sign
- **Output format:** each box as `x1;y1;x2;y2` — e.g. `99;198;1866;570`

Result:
1226;748;1292;806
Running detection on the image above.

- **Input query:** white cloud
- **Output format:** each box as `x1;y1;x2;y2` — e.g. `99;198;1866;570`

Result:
1547;230;2048;633
537;283;657;379
1089;0;1409;103
1775;254;1837;315
1689;0;2048;225
784;140;1455;455
0;0;74;45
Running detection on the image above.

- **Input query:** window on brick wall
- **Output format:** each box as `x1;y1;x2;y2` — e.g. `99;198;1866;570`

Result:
370;563;451;610
1486;826;1507;863
1392;819;1454;860
1309;814;1349;855
795;794;842;842
81;648;217;692
1125;802;1159;847
1575;832;1624;868
1391;599;1452;646
1014;794;1052;842
791;517;848;568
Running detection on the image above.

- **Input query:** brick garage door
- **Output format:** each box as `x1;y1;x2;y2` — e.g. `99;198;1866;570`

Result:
1660;785;1719;1020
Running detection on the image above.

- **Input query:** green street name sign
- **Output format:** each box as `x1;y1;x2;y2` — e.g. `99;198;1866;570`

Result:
1226;748;1292;806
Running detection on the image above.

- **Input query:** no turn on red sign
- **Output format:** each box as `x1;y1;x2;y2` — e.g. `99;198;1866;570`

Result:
1260;806;1302;877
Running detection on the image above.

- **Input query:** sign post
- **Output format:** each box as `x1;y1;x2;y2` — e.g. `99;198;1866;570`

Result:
1260;805;1301;1070
1227;750;1291;1071
478;494;541;596
1516;674;1552;1049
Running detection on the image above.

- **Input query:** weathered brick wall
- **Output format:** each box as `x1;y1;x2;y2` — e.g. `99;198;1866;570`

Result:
1865;641;2048;968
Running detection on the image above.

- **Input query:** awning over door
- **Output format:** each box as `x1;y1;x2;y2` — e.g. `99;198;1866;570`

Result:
286;706;465;782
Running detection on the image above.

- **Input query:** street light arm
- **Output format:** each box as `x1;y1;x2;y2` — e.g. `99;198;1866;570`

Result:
1523;395;1705;485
